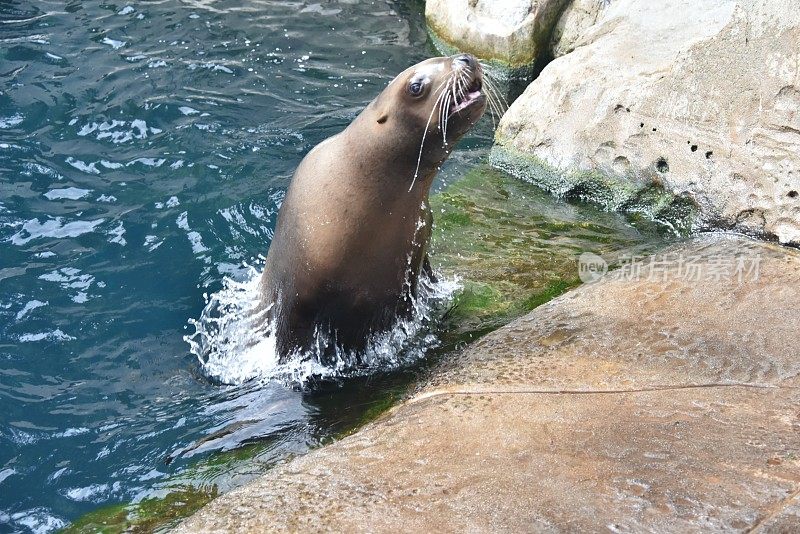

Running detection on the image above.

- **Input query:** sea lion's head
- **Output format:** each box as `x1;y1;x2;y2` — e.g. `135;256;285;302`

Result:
366;54;488;183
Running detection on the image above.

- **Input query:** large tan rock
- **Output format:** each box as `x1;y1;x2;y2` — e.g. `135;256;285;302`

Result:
174;235;800;533
549;0;611;57
494;0;800;245
425;0;570;68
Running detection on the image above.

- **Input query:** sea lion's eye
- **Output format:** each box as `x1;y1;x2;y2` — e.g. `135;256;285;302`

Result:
408;81;423;97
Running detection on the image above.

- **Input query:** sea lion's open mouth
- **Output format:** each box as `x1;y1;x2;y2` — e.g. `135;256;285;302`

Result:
451;79;484;114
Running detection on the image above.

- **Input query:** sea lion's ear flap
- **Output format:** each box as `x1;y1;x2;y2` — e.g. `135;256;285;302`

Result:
369;95;389;125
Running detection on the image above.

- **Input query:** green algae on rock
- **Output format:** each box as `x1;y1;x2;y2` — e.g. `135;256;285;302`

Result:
429;164;671;338
61;485;217;534
489;145;698;235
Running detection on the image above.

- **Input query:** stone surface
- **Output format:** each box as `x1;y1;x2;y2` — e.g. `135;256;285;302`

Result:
425;0;569;68
494;0;800;245
175;235;800;533
549;0;611;58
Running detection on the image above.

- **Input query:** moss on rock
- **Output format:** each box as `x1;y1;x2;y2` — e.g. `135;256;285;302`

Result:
489;145;698;235
61;485;217;534
430;164;670;338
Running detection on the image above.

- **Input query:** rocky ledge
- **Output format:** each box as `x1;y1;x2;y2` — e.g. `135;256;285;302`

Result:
428;0;800;245
494;0;800;246
174;234;800;532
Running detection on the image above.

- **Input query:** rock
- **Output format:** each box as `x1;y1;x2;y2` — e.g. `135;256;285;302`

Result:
549;0;611;58
173;235;800;532
425;0;570;69
494;0;800;246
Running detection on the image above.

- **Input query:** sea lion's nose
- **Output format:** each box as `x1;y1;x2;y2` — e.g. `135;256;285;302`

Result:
453;54;476;69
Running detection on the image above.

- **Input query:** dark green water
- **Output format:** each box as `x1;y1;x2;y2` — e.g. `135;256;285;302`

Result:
0;1;670;532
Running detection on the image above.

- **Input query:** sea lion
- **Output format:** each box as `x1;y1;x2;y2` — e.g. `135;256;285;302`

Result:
260;54;487;361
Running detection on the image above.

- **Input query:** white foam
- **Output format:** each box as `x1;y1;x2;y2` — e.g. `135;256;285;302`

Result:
44;187;91;200
55;427;89;438
127;157;165;167
64;482;117;502
107;221;127;246
65;157;100;174
185;266;459;387
188;62;234;74
77;119;161;144
10;217;105;245
219;206;257;236
101;37;126;50
0;468;15;484
19;329;75;342
176;211;209;253
48;468;69;482
138;469;164;481
144;235;163;251
22;163;64;180
39;267;97;304
16;300;48;321
9;508;65;534
0;114;23;128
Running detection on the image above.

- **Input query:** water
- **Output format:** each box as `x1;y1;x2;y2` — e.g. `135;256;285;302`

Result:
0;1;489;531
0;1;668;532
185;263;460;386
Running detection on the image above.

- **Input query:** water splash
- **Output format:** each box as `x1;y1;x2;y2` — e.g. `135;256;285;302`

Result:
184;266;459;387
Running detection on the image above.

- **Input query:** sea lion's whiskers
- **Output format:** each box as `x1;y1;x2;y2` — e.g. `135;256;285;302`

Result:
442;92;453;144
439;76;453;143
482;81;501;129
483;75;508;121
450;76;459;117
441;92;453;145
479;65;508;108
480;75;506;129
457;69;471;107
456;69;468;98
482;77;505;114
410;72;453;191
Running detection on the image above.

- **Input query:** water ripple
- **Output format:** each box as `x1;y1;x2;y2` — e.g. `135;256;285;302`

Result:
0;1;487;531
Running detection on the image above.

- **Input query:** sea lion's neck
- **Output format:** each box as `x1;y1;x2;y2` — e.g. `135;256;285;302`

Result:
339;116;438;201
